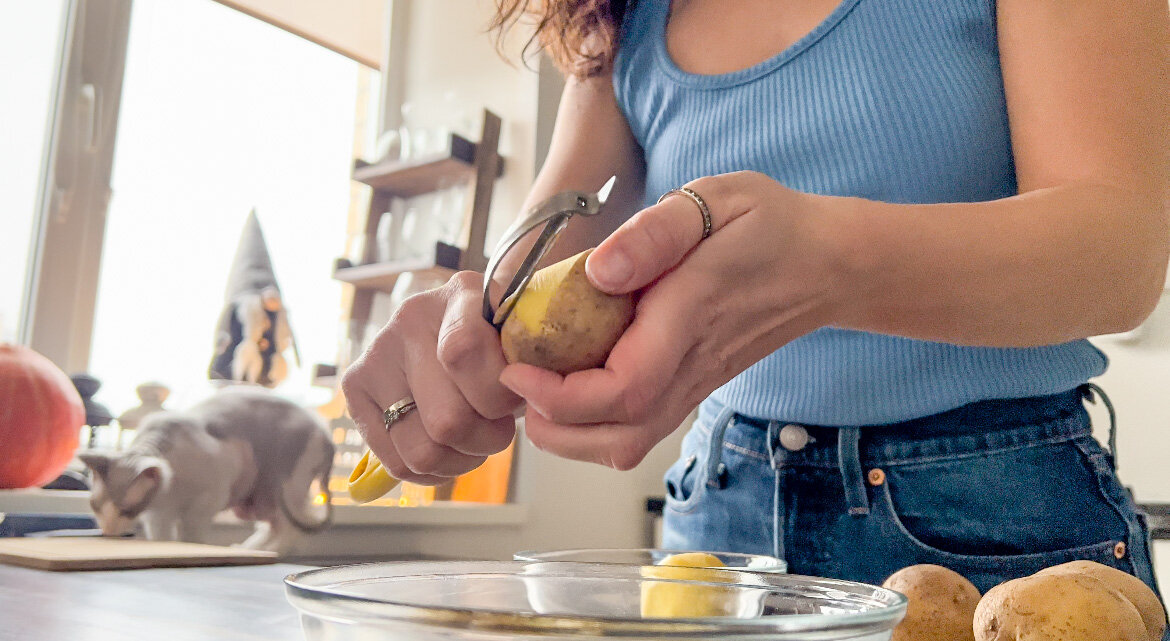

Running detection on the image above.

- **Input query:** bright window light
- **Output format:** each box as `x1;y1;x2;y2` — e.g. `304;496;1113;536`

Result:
89;0;378;413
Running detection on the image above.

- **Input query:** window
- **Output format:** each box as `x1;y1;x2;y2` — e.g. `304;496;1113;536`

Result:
87;0;379;412
0;1;68;343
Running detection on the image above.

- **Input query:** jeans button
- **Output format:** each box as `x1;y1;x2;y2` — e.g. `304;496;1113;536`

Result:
779;424;810;451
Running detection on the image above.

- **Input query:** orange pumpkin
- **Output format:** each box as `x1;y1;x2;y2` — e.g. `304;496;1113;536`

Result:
0;344;84;488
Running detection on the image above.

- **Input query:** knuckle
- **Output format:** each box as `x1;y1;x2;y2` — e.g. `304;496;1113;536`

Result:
391;293;430;326
405;444;451;476
448;270;482;291
436;320;482;370
381;455;413;481
339;367;360;399
484;422;518;453
480;398;521;421
425;405;476;447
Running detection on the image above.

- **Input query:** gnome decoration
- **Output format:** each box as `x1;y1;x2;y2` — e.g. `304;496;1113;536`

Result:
208;210;299;388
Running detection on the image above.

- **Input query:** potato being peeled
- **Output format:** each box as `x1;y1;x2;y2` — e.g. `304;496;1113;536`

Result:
883;564;980;641
975;572;1146;641
501;249;635;374
1036;560;1166;641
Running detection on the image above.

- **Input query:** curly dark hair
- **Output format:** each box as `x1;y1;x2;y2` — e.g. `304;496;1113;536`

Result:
490;0;634;79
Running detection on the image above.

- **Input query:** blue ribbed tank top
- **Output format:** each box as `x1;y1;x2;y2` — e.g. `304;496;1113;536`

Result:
612;0;1107;426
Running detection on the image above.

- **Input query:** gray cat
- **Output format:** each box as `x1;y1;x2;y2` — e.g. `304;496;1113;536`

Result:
80;386;334;554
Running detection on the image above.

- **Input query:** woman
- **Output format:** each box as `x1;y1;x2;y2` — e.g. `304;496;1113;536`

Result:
342;0;1169;599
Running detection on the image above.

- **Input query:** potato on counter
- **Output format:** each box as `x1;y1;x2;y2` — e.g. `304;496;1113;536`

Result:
501;249;636;374
882;564;980;641
974;572;1146;641
1036;560;1166;641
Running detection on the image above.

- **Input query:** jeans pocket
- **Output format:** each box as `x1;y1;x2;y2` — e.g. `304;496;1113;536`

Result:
883;437;1131;556
867;438;1139;593
663;428;708;514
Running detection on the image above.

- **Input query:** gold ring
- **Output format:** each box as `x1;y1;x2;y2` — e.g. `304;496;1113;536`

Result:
383;396;417;431
658;186;712;239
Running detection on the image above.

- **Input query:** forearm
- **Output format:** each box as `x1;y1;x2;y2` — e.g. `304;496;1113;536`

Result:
493;74;644;287
831;182;1169;346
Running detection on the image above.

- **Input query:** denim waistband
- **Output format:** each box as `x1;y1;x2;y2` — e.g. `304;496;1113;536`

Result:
694;387;1093;469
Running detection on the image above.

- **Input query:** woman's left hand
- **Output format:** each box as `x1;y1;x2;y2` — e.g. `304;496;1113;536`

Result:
499;171;851;470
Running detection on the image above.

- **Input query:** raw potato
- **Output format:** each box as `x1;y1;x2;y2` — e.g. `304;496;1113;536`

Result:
882;564;980;641
1037;560;1166;641
640;552;737;618
975;572;1147;641
501;249;635;374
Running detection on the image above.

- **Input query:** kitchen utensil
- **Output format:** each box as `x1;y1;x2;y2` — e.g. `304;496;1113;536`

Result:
347;177;617;504
284;560;907;640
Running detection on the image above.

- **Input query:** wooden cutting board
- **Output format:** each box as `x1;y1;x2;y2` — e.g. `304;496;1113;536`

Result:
0;537;278;571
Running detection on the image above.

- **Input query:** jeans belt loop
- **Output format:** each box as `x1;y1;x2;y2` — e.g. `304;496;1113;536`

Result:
838;426;870;516
705;406;736;490
1080;382;1118;471
766;420;787;562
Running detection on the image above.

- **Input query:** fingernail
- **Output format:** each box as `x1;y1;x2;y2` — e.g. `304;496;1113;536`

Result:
588;248;633;291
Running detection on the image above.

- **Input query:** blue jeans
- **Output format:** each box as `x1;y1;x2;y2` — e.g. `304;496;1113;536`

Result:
663;386;1164;621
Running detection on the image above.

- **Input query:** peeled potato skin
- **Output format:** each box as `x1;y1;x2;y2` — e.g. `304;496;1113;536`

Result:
975;573;1147;641
883;564;980;641
1037;561;1166;641
501;250;635;375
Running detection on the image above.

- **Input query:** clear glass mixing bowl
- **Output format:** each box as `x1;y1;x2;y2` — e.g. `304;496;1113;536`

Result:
284;561;906;640
513;548;787;573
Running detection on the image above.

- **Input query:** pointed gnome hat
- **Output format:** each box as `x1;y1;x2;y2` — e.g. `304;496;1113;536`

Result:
224;209;280;301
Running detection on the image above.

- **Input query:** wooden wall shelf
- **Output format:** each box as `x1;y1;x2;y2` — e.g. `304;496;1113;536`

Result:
334;259;454;293
352;133;505;198
333;242;472;293
341;109;503;354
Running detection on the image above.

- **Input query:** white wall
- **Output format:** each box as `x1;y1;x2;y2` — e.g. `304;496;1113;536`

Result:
1089;290;1170;503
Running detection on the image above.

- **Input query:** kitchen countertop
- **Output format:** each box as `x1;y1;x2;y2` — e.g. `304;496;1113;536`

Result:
0;562;310;641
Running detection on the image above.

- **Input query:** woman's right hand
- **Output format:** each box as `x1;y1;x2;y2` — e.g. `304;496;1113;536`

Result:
341;271;522;485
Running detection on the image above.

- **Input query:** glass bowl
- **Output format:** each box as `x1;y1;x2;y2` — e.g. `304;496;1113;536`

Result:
513;547;788;573
284;560;906;640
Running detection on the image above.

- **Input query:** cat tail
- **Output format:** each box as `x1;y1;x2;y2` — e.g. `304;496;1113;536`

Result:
279;441;334;534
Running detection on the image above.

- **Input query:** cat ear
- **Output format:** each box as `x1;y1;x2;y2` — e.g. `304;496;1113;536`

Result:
79;452;113;479
204;418;229;440
119;460;164;516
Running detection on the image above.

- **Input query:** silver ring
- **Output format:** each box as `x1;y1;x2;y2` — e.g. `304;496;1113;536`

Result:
658;186;712;239
382;397;417;431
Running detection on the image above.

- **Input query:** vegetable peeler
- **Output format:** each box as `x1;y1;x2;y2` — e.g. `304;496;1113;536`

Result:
348;176;617;503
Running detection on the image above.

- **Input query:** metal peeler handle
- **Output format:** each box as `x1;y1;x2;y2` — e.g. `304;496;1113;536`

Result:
482;176;615;329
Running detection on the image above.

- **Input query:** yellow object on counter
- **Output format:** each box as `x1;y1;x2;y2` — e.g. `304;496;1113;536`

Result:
348;449;401;504
640;552;738;618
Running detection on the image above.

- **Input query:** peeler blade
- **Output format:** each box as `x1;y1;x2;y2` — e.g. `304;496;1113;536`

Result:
482;176;618;328
596;175;616;205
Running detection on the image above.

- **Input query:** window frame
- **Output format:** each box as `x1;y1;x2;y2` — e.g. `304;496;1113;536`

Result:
21;0;132;373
